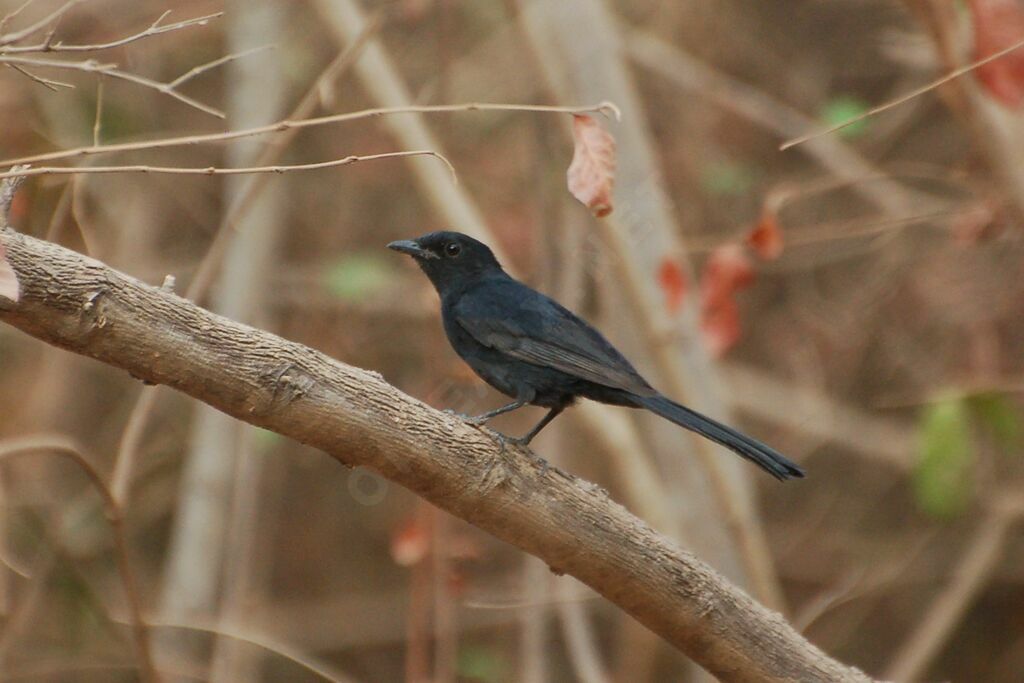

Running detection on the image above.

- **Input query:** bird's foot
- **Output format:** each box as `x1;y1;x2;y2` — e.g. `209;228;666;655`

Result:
489;431;550;476
444;408;492;426
443;408;484;424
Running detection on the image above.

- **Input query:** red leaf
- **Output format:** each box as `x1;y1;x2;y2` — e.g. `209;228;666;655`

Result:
746;208;784;260
699;244;755;356
0;244;19;303
969;0;1024;108
567;115;616;217
701;295;742;358
701;244;755;304
657;258;689;314
391;516;430;567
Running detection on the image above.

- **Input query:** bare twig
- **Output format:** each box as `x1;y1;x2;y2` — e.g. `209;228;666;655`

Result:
166;44;271;89
0;0;37;36
92;77;103;146
0;100;619;168
0;436;156;683
0;11;222;53
780;36;1024;151
0;151;458;183
0;53;225;117
5;61;72;89
0;0;82;47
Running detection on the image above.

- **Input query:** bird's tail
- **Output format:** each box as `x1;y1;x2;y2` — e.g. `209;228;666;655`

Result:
636;394;804;480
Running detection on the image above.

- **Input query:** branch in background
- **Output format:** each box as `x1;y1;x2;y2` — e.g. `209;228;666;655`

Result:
0;228;874;683
0;436;156;683
883;493;1024;682
0;10;223;54
0;100;619;168
0;0;83;47
779;35;1024;151
0;7;230;116
0;151;458;183
108;13;384;517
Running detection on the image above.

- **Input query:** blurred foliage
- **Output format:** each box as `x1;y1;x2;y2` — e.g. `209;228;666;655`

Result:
913;396;974;519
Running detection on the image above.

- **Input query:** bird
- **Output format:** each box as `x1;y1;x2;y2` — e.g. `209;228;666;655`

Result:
387;231;804;481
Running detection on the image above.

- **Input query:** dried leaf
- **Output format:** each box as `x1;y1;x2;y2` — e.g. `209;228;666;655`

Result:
700;294;741;358
699;244;755;356
567;114;616;217
656;257;689;314
390;516;430;566
746;208;784;260
969;0;1024;108
0;244;19;303
701;243;755;305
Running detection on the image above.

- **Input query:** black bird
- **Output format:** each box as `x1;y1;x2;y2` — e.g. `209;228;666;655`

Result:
388;231;804;480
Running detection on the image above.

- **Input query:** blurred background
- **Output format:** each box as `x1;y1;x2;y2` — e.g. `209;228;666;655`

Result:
1;0;1023;681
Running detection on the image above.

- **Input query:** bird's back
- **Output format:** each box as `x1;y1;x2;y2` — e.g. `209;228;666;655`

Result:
443;275;656;398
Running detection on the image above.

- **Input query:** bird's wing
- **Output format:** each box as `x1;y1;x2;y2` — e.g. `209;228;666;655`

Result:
452;279;657;396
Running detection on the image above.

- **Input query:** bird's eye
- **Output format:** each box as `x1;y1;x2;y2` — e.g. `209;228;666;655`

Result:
445;242;462;257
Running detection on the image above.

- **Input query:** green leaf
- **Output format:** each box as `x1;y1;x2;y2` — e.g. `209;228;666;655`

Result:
458;645;506;682
968;393;1023;454
700;161;757;197
913;397;973;519
819;96;871;139
324;253;392;301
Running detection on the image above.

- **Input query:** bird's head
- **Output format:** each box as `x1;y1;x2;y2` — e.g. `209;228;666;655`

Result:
388;231;503;292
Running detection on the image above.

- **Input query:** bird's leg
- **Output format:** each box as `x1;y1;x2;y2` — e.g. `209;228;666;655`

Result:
514;407;564;446
463;399;529;426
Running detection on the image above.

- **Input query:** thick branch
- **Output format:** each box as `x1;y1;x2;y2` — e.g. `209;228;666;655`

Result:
0;227;872;683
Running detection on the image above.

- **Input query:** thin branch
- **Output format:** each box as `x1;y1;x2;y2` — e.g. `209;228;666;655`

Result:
92;76;103;146
0;11;222;54
137;616;362;683
0;0;37;36
0;100;620;168
0;435;156;683
0;151;457;183
0;0;82;47
167;44;271;89
0;54;225;117
5;61;73;90
0;228;874;683
780;35;1024;151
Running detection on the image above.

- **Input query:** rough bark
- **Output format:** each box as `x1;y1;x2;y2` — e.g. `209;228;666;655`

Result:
0;227;874;683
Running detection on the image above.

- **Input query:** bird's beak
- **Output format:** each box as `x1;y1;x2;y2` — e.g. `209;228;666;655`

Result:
387;239;438;260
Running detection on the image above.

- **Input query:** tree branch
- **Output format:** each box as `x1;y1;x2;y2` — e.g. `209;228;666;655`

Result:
0;227;873;683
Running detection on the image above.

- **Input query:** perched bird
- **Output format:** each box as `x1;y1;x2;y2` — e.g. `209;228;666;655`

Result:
388;231;804;480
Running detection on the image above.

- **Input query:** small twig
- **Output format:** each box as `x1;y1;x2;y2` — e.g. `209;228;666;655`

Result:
167;44;271;89
92;76;103;146
781;35;1024;151
0;0;82;47
0;150;457;183
0;436;157;683
6;61;73;90
0;10;222;53
0;100;620;168
0;0;36;36
0;53;225;117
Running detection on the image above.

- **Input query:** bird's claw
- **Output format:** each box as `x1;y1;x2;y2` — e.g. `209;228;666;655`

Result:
489;431;550;476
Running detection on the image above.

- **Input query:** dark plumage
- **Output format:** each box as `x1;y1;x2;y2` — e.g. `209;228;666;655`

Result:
388;231;804;480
